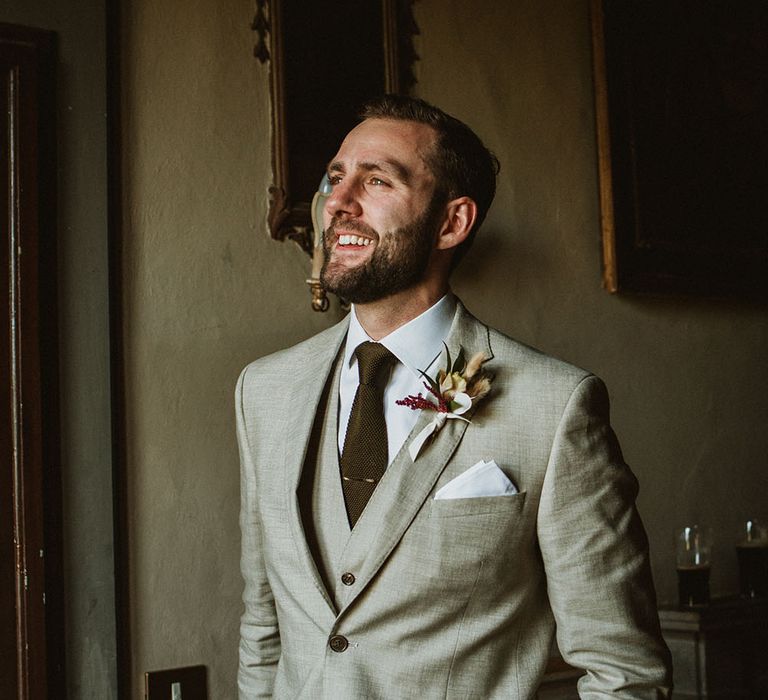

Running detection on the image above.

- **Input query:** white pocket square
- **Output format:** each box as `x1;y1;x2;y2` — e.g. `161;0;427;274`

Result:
434;460;518;500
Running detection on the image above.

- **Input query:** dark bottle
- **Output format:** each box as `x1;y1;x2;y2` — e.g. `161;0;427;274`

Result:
677;564;710;606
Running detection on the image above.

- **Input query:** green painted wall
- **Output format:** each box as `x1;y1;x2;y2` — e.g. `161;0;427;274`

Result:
120;0;341;694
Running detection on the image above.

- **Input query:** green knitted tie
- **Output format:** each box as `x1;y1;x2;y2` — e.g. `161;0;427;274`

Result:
340;342;396;527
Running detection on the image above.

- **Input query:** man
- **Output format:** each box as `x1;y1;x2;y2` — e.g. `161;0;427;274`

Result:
237;95;672;698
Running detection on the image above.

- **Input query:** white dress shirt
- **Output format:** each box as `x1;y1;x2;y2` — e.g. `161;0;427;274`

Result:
338;294;457;465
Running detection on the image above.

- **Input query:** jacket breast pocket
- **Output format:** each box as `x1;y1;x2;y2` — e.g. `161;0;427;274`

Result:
396;491;530;594
429;490;527;519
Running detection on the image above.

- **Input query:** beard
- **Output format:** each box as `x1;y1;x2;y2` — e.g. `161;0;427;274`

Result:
320;201;443;304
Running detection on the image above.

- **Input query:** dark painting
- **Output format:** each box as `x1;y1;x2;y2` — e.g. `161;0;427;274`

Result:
593;0;768;300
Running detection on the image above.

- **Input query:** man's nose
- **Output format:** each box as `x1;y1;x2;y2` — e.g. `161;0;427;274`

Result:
325;178;363;220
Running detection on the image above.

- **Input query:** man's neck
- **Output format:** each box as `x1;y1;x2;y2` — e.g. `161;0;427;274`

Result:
353;283;449;340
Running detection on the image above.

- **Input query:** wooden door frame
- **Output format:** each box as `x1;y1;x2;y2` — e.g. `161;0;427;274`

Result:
1;21;64;698
105;0;133;695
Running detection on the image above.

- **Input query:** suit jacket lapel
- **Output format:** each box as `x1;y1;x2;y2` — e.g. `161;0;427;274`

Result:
281;318;349;619
336;302;494;613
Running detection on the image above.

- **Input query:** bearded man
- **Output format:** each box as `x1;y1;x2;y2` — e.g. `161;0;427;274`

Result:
236;95;672;698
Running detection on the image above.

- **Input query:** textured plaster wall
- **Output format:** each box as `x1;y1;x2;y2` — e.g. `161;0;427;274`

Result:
121;0;768;695
1;0;116;697
414;0;768;604
120;0;342;695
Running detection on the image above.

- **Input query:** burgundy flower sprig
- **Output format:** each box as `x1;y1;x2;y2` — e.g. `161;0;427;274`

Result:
396;381;449;413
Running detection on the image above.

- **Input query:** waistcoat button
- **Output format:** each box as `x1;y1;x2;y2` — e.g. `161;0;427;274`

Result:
341;572;355;586
329;635;349;653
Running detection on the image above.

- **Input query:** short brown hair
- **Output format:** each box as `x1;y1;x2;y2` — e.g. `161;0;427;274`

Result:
360;94;500;266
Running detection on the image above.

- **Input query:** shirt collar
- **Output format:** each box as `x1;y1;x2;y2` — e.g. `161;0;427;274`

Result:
343;293;457;377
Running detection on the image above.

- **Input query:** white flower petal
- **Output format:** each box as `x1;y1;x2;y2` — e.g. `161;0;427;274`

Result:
450;392;472;415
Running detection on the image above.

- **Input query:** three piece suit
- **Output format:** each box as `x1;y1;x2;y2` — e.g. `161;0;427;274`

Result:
237;300;671;698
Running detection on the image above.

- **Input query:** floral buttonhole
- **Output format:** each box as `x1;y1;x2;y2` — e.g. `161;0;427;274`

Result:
397;344;492;461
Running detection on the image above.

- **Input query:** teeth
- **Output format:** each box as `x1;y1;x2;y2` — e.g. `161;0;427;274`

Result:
339;234;371;246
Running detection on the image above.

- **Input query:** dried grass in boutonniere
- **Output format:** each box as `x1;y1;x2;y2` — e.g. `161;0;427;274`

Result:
396;345;493;461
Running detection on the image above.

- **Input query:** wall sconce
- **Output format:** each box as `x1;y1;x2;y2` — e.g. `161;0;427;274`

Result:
307;175;332;312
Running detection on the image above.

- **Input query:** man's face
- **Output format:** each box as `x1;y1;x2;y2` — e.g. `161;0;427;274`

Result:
320;118;445;304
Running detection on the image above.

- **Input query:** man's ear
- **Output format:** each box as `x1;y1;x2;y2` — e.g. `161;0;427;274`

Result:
435;196;477;251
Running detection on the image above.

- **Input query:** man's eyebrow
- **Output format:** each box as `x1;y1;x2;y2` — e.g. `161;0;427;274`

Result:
326;159;412;184
360;160;412;184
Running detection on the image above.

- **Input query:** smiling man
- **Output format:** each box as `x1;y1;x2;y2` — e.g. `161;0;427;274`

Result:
320;117;451;316
236;95;672;698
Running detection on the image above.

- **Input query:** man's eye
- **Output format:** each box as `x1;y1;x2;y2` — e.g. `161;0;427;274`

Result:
327;174;342;185
369;177;388;186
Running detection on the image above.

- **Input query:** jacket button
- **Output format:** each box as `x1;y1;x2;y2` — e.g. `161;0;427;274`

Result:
329;635;349;653
341;572;355;586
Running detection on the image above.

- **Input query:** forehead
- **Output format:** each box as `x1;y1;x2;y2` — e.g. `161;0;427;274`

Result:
331;118;437;178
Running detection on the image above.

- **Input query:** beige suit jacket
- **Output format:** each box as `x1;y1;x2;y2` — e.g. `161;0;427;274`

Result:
236;302;672;698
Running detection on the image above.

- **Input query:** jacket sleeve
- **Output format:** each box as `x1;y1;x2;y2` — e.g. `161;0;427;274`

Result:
537;375;673;699
236;367;280;698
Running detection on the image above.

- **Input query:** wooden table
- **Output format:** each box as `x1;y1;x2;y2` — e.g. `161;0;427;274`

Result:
659;596;768;698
